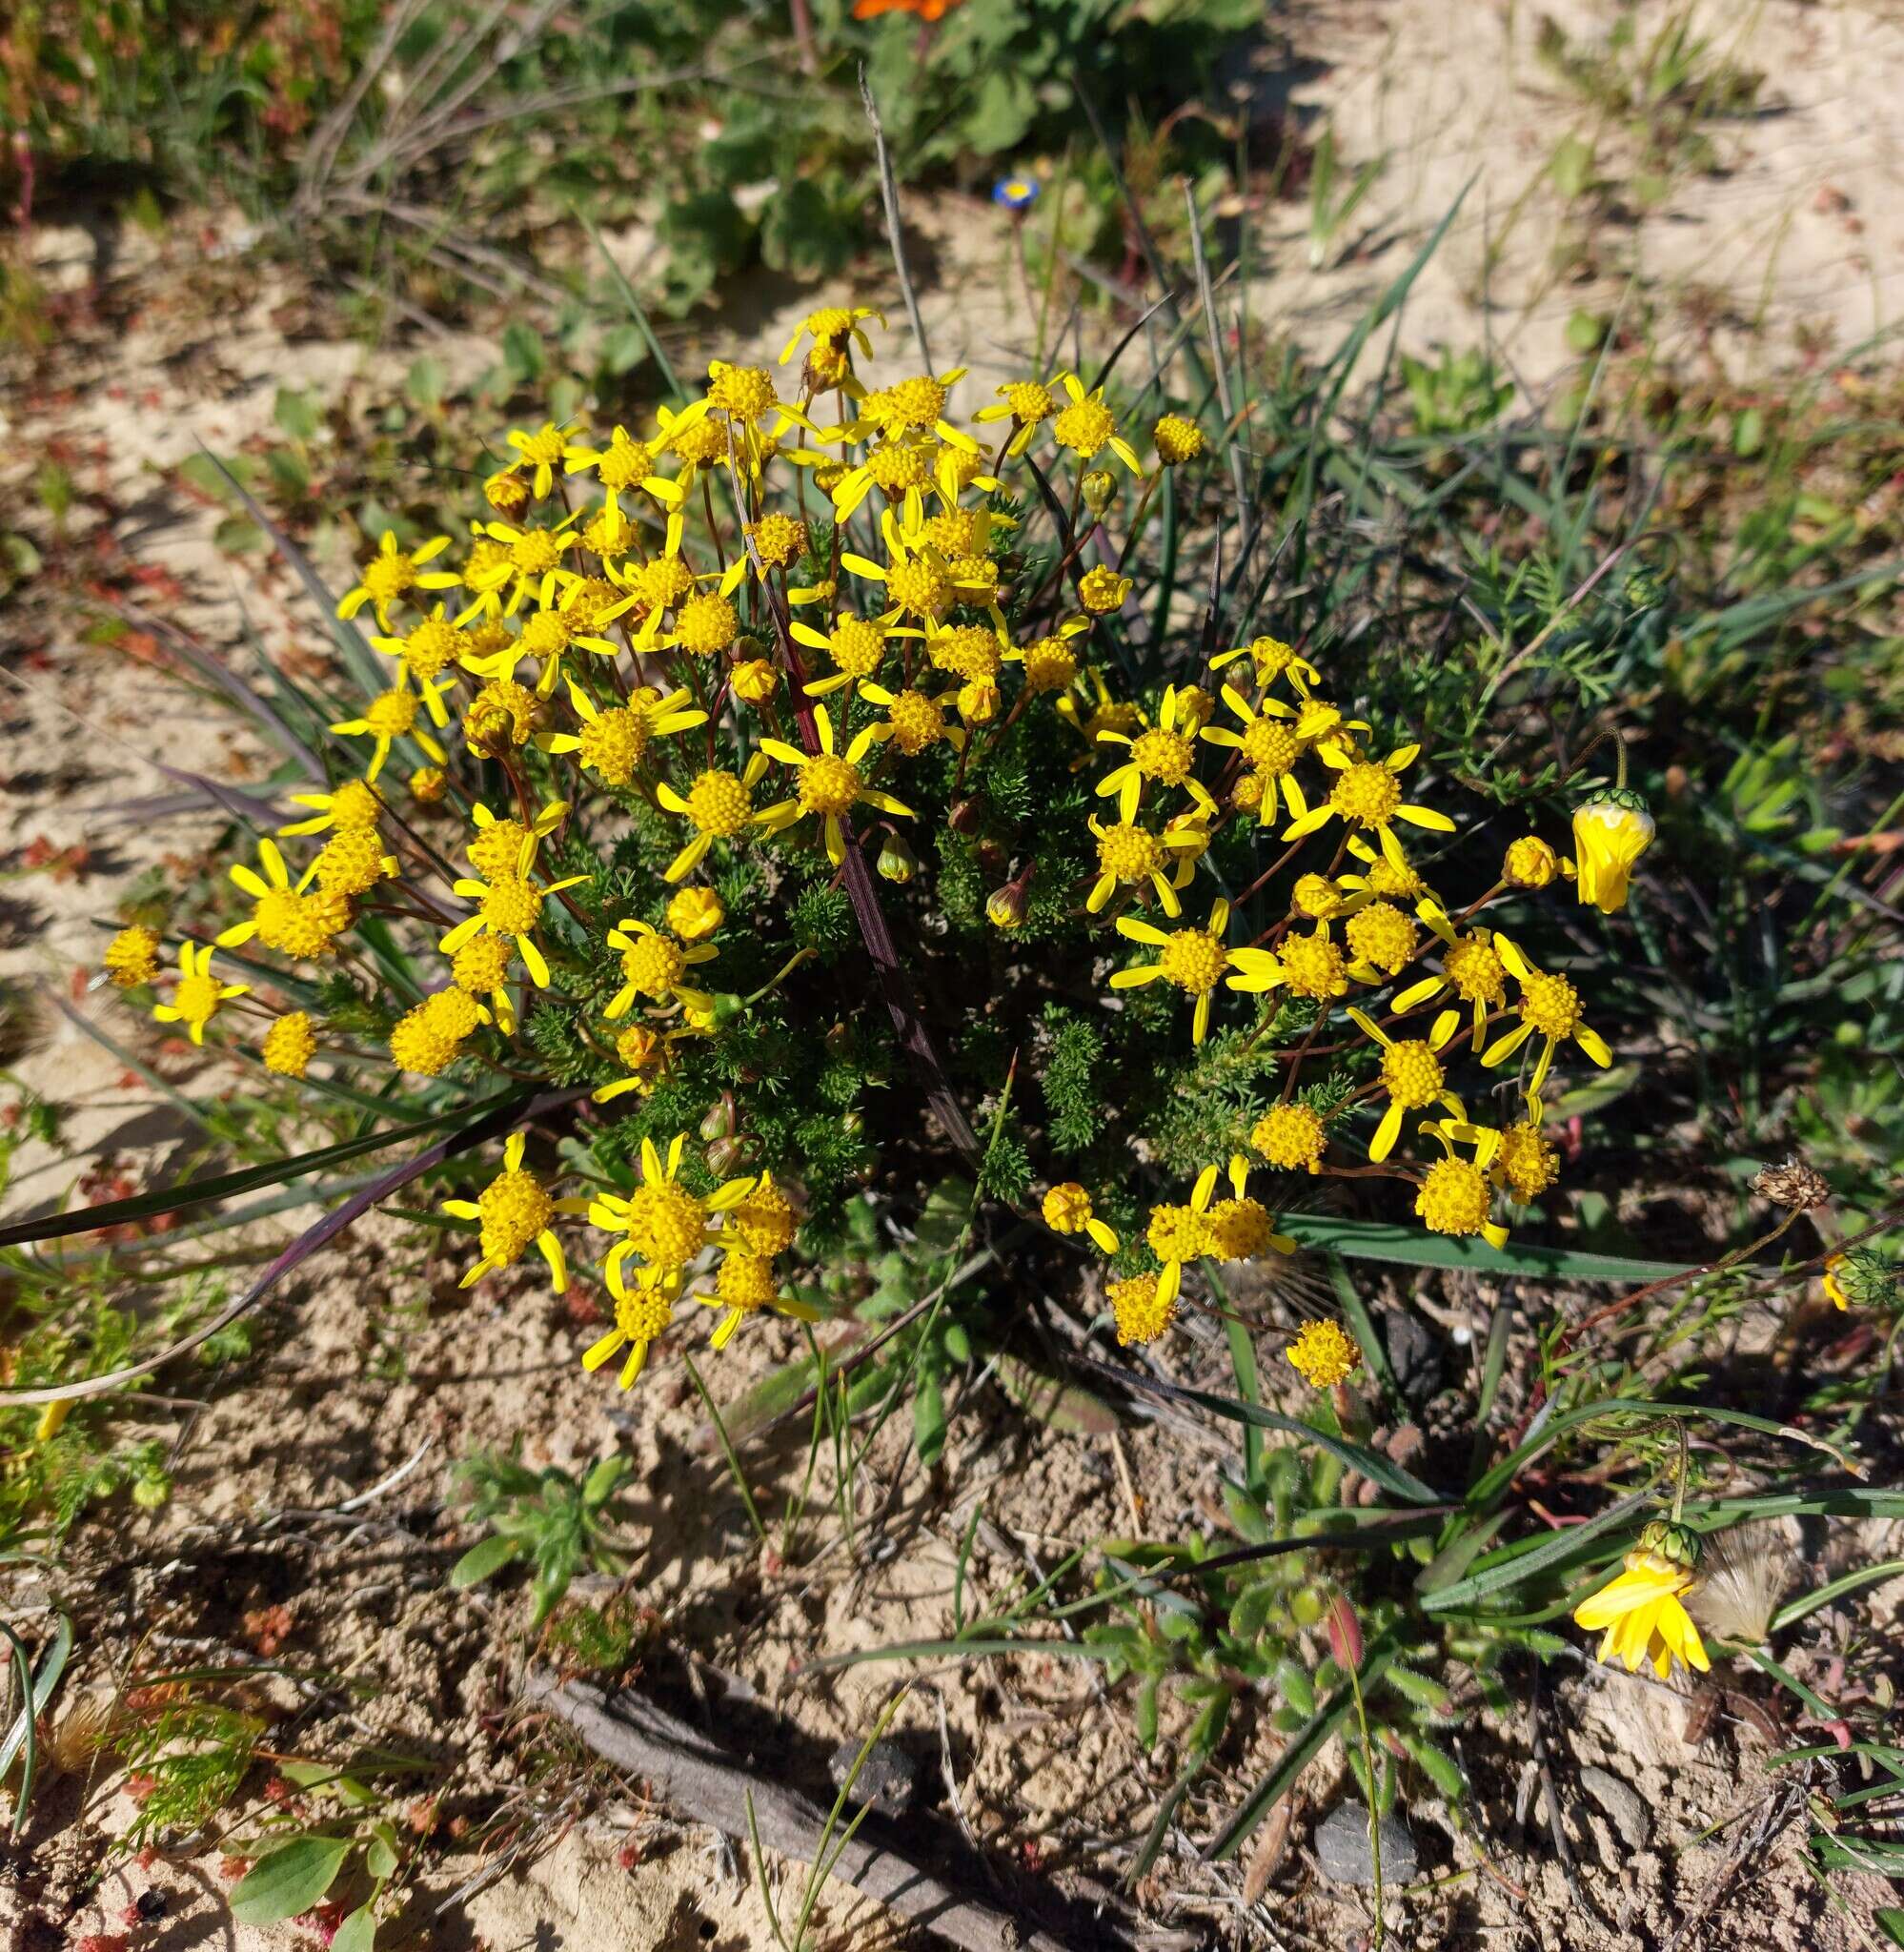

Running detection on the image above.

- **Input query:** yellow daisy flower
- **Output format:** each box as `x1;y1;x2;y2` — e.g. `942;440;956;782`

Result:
439;862;587;989
441;1133;590;1293
655;752;769;884
544;677;705;788
1281;741;1456;869
1110;897;1249;1045
152;943;249;1047
1084;813;1208;918
601;920;718;1020
1094;684;1218;824
328;667;452;783
1481;935;1613;1093
1346;1006;1464;1162
756;704;915;867
336;529;459;629
1572;1520;1711;1679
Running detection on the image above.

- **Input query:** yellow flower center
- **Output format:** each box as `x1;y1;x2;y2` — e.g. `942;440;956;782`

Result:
1053;397;1113;457
799;754;863;818
173;971;221;1029
634;556;696;610
730;1183;798;1256
886;689;945;753
622;932;686;995
614;1284;674;1345
1108;1272;1174;1346
1381;1039;1445;1108
517;426;566;467
1443;935;1506;1004
105;925;162;986
1097;823;1163;883
519;610;575;661
1022;637;1077;693
403;616;467;680
1416;1157;1491;1235
361;553;416;603
676;592;738;656
314;829;389;899
261;1012;315;1077
1347;901;1419;974
868;443;932;492
1242;719;1301;775
886;557;952;620
1006;381;1054;423
597;435;656;492
1520;970;1583;1040
868;376;946;434
1147;1202;1209;1263
578;707;649;784
1330;762;1403;828
750;512;807;566
1205;1196;1275;1261
1131;727;1193;783
1286;1319;1361;1388
627;1180;708;1268
254;887;343;960
709;364;778;421
686;769;753;836
478;1167;553;1265
327;780;382;829
1251;1103;1327;1171
1153;414;1205;465
510;529;563;577
924;508;982;558
480;875;543;938
828;617;885;678
1159;927;1225;994
1278;929;1347;1000
717;1251;777;1312
928;624;999;681
453;933;514;993
468;819;530;881
1496;1122;1560;1201
364;689;416;738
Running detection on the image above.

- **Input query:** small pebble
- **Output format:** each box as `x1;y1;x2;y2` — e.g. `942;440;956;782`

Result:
828;1736;921;1814
1315;1803;1419;1886
1579;1763;1651;1850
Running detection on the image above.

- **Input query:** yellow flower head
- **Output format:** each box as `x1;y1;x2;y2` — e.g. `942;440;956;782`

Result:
1251;1103;1327;1173
1042;1183;1119;1254
261;1010;317;1078
1153;413;1205;466
1077;564;1133;616
152;943;249;1047
666;885;724;943
1572;1519;1710;1678
1503;835;1560;889
1286;1319;1361;1390
104;925;162;988
1108;1271;1174;1346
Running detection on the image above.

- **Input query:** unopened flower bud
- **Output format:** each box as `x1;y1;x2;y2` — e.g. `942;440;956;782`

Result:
730;658;779;705
705;1135;750;1175
1570;789;1654;913
877;834;919;884
947;798;983;835
700;1097;736;1142
986;884;1029;930
1081;469;1116;516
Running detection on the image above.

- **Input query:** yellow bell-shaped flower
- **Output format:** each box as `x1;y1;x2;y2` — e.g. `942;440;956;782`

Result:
1570;794;1655;912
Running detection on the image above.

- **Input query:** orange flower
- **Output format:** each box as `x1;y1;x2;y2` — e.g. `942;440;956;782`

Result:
854;0;962;18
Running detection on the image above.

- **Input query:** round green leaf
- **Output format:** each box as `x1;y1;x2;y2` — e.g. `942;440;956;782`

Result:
230;1835;351;1926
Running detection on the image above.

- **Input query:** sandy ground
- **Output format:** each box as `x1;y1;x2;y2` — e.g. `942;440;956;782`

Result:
5;1;1904;1946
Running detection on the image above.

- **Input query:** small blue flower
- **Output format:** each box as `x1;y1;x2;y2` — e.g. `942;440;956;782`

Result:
992;175;1041;211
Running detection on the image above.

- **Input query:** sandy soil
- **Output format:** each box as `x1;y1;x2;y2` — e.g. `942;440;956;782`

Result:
5;3;1904;1946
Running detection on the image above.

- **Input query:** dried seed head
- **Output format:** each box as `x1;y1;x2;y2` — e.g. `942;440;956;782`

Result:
1686;1523;1797;1646
1750;1157;1832;1211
